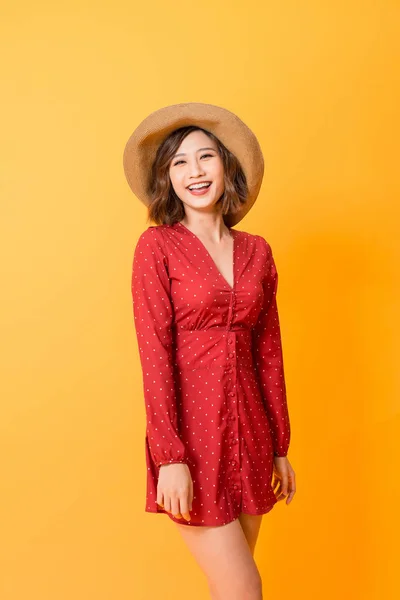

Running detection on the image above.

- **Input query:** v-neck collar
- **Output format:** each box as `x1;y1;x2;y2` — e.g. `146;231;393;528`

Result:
175;221;236;291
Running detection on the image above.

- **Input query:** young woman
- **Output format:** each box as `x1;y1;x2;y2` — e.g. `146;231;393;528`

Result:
123;103;296;599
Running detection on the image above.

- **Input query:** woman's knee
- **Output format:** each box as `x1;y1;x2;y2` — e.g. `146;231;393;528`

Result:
208;566;262;600
247;569;263;599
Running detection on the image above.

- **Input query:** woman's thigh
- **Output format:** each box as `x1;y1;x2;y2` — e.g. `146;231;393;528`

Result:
174;516;263;600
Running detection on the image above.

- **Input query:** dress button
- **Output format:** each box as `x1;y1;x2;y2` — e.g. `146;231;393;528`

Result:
233;484;238;490
229;392;235;397
228;339;233;344
228;353;234;358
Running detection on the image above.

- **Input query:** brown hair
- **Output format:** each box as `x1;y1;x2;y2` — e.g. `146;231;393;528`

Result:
146;126;248;226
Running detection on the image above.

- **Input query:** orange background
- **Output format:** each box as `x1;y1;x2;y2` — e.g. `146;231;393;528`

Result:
1;1;399;598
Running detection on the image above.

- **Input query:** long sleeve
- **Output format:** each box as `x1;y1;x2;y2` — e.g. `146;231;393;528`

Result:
131;226;187;468
251;238;291;457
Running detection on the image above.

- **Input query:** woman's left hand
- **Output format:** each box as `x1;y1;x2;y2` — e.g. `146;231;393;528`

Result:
272;455;296;504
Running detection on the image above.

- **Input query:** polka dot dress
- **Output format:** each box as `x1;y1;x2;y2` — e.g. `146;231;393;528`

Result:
131;221;291;527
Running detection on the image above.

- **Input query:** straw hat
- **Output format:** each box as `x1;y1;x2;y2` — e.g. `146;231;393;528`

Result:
122;102;264;227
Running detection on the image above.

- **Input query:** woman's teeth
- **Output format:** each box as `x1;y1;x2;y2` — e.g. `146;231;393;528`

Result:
188;183;212;195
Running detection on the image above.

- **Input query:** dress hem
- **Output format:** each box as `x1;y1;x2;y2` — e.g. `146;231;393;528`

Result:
144;497;278;527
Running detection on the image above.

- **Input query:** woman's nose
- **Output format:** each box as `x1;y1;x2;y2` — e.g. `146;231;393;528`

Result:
187;159;205;177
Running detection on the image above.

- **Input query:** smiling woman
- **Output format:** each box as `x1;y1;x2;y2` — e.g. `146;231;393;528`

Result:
147;124;248;226
123;102;295;600
168;130;226;215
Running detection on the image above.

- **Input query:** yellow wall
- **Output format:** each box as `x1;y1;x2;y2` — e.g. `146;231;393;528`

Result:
1;1;398;598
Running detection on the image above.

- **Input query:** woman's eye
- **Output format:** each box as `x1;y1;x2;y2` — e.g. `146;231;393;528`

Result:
173;153;214;166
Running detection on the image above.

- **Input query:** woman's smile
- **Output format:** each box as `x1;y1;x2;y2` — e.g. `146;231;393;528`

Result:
187;182;213;196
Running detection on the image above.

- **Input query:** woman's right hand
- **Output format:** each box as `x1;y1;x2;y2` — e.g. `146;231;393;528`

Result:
157;463;193;521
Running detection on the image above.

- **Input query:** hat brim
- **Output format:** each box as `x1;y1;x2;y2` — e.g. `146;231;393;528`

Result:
123;102;264;227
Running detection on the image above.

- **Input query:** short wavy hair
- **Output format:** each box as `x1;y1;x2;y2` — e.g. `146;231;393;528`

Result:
146;126;248;226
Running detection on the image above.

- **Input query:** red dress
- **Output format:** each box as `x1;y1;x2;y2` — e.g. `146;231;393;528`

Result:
131;221;291;527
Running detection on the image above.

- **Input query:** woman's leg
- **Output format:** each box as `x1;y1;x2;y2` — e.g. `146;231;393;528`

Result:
237;512;263;556
174;517;263;600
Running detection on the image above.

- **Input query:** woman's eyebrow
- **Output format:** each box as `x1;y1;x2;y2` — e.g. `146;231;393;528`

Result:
173;147;216;158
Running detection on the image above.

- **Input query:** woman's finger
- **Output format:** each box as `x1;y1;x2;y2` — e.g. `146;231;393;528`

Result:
274;480;282;498
179;491;191;521
286;471;296;503
286;490;295;504
156;489;164;508
279;472;289;496
171;495;182;519
273;475;281;494
163;495;172;514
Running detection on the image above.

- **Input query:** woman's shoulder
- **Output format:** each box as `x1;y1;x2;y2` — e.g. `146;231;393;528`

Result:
235;228;272;253
136;224;169;241
134;225;168;257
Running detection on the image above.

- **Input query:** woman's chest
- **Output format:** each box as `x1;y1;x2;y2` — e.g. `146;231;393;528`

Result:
165;233;268;329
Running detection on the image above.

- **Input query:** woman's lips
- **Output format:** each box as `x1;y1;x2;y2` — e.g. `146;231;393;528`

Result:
187;183;212;196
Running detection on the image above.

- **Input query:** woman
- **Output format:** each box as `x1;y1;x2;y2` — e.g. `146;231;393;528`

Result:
124;103;296;599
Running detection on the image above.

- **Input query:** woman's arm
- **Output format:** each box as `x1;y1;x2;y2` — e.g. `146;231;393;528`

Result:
131;226;187;468
251;237;291;457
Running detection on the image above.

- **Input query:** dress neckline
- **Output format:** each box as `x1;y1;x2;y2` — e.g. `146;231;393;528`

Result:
175;221;236;291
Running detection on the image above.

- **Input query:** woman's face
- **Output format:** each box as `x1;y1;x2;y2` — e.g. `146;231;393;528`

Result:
168;130;225;213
